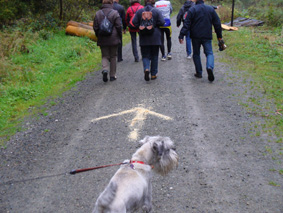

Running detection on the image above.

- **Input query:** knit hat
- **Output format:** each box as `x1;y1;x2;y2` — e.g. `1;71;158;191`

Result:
130;0;141;3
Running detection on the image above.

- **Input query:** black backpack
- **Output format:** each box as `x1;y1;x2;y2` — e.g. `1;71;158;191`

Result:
99;10;114;36
139;8;154;35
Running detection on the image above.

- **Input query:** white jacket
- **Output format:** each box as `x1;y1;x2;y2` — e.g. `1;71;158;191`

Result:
155;0;172;26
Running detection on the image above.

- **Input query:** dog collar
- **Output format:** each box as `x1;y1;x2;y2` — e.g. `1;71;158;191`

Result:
129;160;154;169
130;160;146;165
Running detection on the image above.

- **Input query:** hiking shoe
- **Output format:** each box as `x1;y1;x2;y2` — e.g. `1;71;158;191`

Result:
187;54;192;59
135;58;139;62
144;69;150;81
207;68;214;82
117;59;123;62
151;75;157;80
161;56;166;61
102;70;108;82
194;73;202;78
110;76;117;81
167;53;172;60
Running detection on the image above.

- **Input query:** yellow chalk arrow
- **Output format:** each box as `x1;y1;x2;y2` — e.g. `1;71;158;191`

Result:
91;107;173;141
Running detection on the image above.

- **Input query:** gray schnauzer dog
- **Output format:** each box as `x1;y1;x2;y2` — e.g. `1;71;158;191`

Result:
93;136;179;213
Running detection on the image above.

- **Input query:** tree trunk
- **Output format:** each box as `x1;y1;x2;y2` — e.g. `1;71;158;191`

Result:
60;0;63;20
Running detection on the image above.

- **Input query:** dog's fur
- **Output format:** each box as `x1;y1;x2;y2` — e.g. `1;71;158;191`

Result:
93;136;178;213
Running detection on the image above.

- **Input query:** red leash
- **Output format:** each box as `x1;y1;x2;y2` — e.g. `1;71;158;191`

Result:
70;161;151;175
70;162;126;175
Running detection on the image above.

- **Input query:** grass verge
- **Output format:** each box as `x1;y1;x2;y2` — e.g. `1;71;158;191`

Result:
218;26;283;163
0;30;130;146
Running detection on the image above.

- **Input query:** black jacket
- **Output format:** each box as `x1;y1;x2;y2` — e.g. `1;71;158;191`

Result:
176;0;195;27
132;4;165;46
179;0;222;40
113;2;127;30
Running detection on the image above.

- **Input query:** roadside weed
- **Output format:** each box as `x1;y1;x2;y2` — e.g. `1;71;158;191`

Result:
219;26;283;144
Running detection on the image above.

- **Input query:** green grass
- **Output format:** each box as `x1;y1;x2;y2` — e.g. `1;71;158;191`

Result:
219;27;283;141
0;30;130;145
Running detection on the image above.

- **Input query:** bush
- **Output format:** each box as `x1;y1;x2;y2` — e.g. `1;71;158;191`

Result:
0;0;28;27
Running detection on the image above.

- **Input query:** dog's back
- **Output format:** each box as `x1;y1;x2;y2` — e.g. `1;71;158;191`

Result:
93;182;117;213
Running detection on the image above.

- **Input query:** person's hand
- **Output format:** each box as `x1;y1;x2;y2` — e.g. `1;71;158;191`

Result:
218;38;226;51
179;39;184;44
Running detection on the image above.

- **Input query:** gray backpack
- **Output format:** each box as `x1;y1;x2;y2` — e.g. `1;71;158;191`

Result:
99;10;114;36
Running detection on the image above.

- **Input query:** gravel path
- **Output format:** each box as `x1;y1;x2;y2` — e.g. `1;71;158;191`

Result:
1;17;282;213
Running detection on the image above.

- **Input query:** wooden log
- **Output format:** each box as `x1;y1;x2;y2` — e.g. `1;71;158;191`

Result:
67;20;93;30
65;25;97;41
82;21;93;27
221;24;238;31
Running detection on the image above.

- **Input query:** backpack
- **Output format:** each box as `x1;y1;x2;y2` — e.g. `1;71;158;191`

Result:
128;6;141;30
98;10;114;36
139;8;154;35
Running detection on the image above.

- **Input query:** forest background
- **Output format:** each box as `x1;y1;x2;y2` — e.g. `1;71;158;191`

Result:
0;0;282;166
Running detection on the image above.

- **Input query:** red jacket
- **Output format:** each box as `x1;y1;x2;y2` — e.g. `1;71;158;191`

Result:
125;2;144;32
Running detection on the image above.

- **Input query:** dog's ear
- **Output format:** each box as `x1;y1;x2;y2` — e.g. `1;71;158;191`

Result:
152;142;158;153
139;136;150;144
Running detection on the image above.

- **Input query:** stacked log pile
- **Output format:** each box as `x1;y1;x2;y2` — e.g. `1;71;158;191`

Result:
65;21;97;41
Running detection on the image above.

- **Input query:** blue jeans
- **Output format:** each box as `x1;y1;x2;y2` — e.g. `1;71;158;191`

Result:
186;31;192;56
192;39;214;75
140;45;159;76
130;31;139;60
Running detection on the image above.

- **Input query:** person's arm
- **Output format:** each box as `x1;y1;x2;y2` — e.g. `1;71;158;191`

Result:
212;10;222;39
114;12;122;38
176;7;183;27
132;9;141;28
93;12;99;36
121;6;127;32
169;2;173;14
179;9;192;43
156;10;165;27
125;8;129;26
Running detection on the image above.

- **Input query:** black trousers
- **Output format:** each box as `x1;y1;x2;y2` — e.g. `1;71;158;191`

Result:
160;27;172;57
117;41;123;61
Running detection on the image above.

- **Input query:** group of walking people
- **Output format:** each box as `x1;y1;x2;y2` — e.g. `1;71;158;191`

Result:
93;0;224;83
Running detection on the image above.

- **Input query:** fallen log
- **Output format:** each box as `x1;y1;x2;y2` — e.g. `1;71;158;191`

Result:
82;21;93;27
221;24;238;31
65;25;97;41
67;20;93;30
65;21;97;41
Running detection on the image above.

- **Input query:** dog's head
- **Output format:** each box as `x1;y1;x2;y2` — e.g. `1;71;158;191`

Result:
139;136;179;176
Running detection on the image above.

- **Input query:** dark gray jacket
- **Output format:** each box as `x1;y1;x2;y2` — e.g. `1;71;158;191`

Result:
179;0;222;40
93;4;122;46
132;4;165;46
113;2;126;30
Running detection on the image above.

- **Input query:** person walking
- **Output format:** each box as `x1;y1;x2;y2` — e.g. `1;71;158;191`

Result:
154;0;173;61
176;0;195;59
132;0;165;81
113;0;126;62
125;0;144;62
93;0;122;82
178;0;224;82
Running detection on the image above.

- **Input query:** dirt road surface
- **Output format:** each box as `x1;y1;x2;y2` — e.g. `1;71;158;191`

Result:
1;18;282;213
